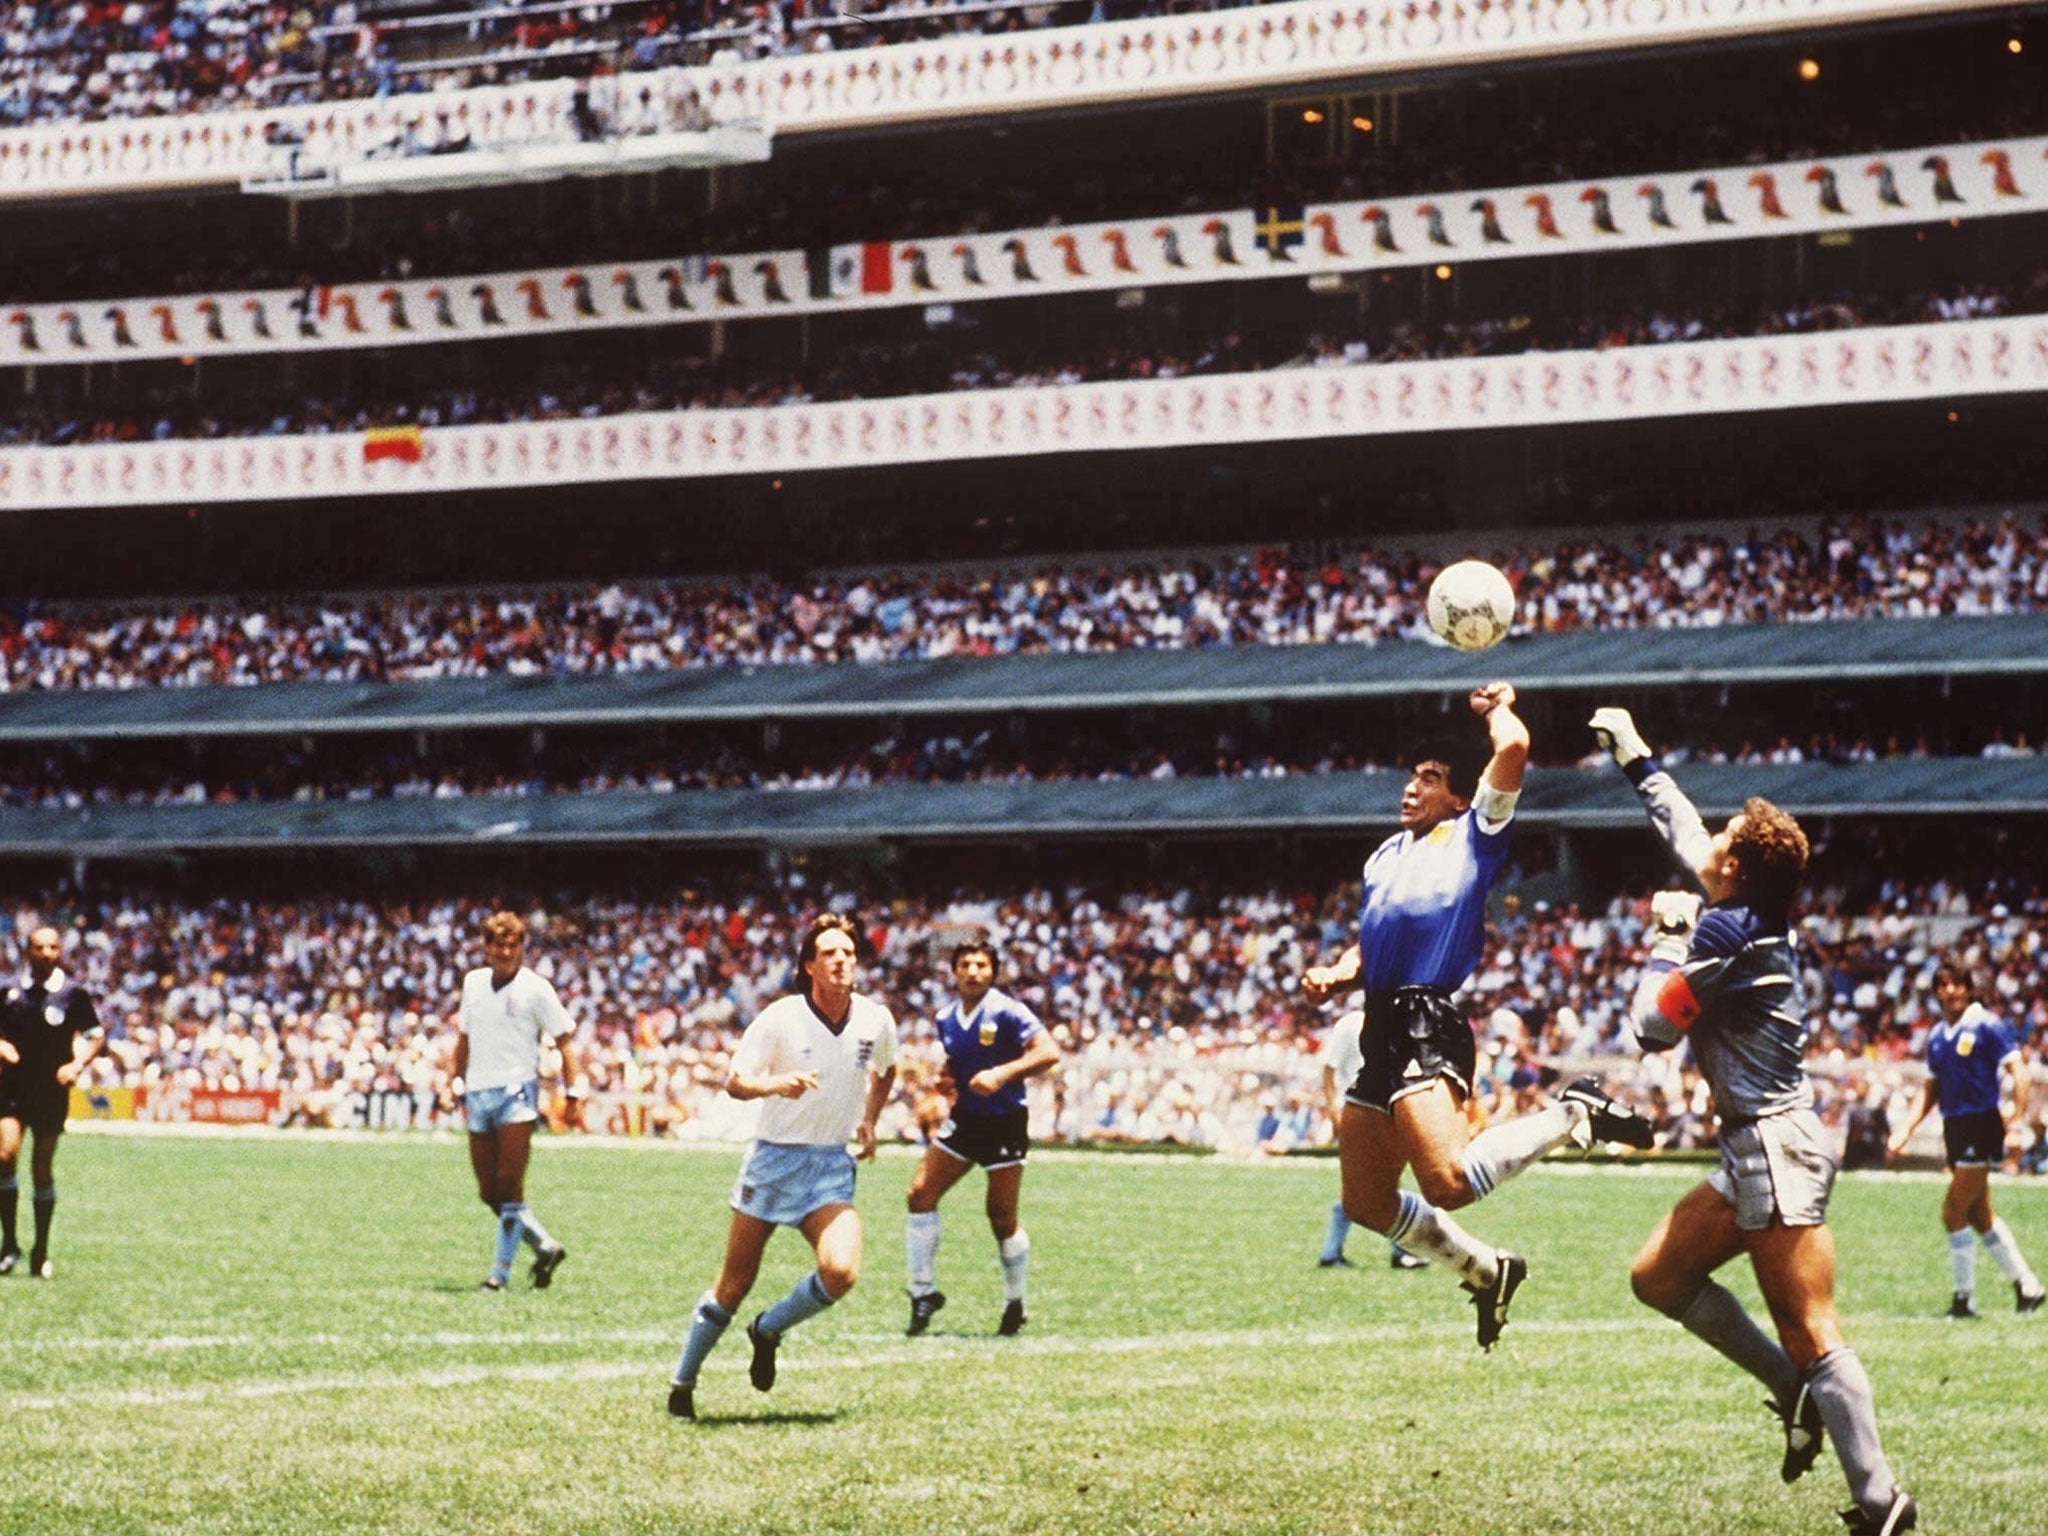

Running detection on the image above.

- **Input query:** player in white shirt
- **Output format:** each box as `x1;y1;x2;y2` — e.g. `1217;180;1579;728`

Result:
1314;1008;1424;1271
668;914;899;1421
447;911;587;1292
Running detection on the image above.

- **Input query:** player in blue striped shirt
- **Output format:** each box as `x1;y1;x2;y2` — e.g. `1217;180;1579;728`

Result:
1303;682;1651;1350
905;939;1063;1337
1888;959;2045;1317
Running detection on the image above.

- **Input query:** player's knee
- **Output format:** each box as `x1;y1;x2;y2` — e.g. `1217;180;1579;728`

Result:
1414;1165;1474;1211
1629;1258;1677;1313
817;1257;859;1299
906;1183;938;1215
1341;1190;1397;1233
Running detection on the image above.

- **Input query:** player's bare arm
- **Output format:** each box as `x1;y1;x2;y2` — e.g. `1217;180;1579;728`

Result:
1302;944;1361;1004
855;1066;897;1160
446;1030;469;1103
967;1031;1063;1097
727;1066;821;1101
1470;681;1529;796
557;1035;590;1130
1886;1079;1937;1161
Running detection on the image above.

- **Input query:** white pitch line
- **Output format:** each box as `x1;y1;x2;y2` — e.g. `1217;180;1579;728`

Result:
2;1310;1968;1412
4;1326;680;1355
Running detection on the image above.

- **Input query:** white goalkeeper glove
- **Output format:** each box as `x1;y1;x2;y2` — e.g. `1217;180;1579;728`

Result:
1588;707;1652;769
1648;889;1703;964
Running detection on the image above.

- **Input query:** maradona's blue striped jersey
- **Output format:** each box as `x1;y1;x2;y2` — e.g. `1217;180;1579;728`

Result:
1358;810;1512;995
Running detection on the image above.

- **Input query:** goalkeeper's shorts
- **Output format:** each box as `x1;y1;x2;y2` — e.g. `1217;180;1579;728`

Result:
1709;1110;1838;1230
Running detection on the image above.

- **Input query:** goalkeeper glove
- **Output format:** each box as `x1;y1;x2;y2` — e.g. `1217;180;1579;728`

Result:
1588;706;1652;769
1648;889;1703;964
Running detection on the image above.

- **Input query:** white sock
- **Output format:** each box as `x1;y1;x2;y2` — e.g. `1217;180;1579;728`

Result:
1949;1228;1976;1299
998;1229;1029;1304
1387;1190;1497;1288
1461;1101;1586;1200
1983;1218;2042;1293
906;1210;941;1297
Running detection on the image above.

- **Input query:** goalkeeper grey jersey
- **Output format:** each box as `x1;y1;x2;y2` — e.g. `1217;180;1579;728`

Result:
1631;905;1815;1124
1622;760;1813;1123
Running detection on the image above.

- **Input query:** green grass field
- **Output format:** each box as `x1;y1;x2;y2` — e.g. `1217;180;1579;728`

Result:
2;1132;2043;1536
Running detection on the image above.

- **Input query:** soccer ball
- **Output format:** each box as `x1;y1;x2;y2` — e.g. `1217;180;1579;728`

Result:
1426;560;1516;651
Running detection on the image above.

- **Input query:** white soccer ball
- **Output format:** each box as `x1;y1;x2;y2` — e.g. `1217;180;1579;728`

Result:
1426;559;1517;651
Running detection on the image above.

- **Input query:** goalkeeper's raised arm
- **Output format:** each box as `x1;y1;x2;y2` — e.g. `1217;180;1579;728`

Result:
1587;706;1715;887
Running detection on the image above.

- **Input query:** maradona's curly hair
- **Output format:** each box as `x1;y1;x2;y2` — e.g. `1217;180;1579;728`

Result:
1730;797;1809;923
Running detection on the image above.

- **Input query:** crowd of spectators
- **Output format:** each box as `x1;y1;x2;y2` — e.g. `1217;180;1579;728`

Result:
0;512;2041;691
26;857;2048;1160
5;273;2041;452
0;708;2035;810
3;15;2040;300
2;0;2036;167
0;0;1329;131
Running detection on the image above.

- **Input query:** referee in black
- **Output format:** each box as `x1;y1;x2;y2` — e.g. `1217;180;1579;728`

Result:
0;926;104;1279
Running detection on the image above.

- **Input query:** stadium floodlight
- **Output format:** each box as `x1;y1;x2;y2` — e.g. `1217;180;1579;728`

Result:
242;122;771;201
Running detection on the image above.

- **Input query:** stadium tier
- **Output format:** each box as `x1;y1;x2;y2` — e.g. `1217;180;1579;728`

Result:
0;0;2018;193
25;853;2048;1143
0;0;2041;1169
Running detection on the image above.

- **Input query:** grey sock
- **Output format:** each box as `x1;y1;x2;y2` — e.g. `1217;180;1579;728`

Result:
1671;1280;1801;1409
1806;1347;1900;1516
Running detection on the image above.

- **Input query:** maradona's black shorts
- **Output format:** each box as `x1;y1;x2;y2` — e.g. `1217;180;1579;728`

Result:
935;1107;1030;1170
1943;1109;2005;1169
1348;987;1476;1115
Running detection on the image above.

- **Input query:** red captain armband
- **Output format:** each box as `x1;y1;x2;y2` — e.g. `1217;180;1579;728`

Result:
1655;971;1702;1034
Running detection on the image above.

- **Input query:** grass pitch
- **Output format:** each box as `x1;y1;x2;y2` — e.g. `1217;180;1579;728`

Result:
2;1132;2043;1536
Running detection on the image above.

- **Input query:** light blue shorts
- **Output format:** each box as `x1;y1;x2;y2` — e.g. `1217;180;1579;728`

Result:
731;1141;857;1227
466;1080;540;1135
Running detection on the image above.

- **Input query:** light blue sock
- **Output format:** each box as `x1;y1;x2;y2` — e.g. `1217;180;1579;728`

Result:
491;1203;522;1282
673;1292;733;1386
1319;1202;1351;1263
516;1204;558;1254
1949;1228;1976;1300
758;1271;835;1338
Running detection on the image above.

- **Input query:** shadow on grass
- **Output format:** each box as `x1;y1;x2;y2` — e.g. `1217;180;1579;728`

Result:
683;1410;843;1428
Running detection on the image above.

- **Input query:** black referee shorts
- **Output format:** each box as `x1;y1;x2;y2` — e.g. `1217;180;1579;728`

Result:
1944;1109;2006;1169
1348;986;1476;1115
935;1107;1030;1170
0;1079;68;1138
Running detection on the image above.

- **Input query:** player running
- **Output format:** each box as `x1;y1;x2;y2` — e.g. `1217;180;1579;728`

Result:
904;938;1063;1337
1301;683;1652;1350
448;910;585;1292
668;914;898;1421
1315;1008;1425;1270
1886;957;2046;1317
1591;706;1917;1536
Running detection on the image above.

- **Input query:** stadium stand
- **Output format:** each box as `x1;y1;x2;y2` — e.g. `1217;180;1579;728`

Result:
0;517;2039;690
3;0;2043;1165
30;848;2048;1148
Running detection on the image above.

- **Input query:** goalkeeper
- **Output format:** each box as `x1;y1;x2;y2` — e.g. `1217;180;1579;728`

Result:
1590;707;1917;1536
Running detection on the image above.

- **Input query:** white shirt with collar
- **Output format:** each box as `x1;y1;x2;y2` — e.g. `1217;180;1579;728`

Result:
458;966;574;1092
730;991;898;1146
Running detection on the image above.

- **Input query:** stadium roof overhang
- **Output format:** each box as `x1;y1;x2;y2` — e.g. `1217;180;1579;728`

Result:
0;757;2040;857
0;614;2041;742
